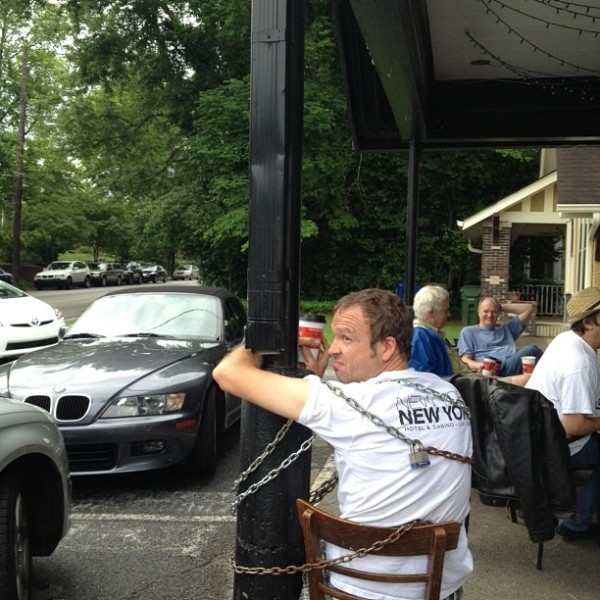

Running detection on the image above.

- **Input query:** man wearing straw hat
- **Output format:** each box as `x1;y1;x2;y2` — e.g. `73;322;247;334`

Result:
526;287;600;541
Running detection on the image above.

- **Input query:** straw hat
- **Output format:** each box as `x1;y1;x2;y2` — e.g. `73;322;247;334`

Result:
567;287;600;325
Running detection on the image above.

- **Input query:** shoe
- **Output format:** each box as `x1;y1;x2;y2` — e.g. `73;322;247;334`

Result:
555;522;599;541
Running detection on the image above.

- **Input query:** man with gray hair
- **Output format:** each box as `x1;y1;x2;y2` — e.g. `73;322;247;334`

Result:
410;285;456;377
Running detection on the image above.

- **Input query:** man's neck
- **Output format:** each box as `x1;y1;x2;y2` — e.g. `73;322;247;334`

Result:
380;355;409;373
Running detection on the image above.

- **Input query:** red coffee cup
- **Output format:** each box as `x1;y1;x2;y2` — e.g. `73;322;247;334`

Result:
298;314;325;360
521;356;536;374
482;356;501;377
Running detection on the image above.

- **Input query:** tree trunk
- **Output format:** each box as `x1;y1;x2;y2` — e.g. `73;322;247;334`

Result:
12;43;28;281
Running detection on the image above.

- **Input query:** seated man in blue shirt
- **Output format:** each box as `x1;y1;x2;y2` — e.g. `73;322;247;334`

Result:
457;296;543;376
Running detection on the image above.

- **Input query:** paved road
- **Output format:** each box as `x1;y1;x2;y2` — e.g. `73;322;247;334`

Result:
31;280;195;320
32;425;241;600
31;430;332;600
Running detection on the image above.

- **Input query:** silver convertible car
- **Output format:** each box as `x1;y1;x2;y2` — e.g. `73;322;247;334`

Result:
0;398;71;599
0;286;246;477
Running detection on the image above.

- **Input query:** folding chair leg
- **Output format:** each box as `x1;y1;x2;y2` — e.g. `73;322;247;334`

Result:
597;461;600;546
536;542;544;570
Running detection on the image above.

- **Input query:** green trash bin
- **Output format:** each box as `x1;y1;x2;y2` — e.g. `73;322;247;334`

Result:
460;285;481;325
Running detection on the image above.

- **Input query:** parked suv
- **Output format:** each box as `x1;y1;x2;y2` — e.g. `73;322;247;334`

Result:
34;261;91;290
172;264;199;281
0;398;71;598
142;264;167;283
88;262;124;287
123;261;144;284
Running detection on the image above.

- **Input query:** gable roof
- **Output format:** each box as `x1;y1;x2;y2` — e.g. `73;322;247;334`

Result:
457;171;566;243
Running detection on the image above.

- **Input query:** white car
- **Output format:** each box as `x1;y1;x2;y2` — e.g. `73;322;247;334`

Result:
0;280;66;360
172;264;199;280
34;260;91;290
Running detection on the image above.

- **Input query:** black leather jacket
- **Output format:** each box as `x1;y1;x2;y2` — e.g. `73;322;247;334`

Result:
450;376;576;544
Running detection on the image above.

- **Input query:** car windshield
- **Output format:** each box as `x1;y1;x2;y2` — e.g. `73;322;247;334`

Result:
176;265;191;270
47;261;71;270
88;263;105;270
67;292;222;340
0;280;27;299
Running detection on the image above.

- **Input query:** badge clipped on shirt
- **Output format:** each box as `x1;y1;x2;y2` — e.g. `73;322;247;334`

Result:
409;443;430;469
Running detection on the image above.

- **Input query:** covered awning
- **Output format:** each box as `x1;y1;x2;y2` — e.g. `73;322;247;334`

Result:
333;0;600;151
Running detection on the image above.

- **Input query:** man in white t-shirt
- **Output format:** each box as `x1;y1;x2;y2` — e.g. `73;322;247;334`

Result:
214;288;473;600
526;286;600;541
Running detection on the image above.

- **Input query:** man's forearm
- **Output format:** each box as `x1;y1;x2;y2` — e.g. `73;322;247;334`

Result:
501;302;534;323
461;354;480;370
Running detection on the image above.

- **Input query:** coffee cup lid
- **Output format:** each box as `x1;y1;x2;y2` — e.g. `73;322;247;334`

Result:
299;313;326;323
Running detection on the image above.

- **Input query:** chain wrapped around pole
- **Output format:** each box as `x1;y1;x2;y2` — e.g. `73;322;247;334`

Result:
230;519;425;575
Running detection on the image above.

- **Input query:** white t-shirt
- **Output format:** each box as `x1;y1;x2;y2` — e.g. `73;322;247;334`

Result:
298;369;473;600
526;329;600;455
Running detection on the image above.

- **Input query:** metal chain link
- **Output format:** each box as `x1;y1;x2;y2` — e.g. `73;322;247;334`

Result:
309;471;339;504
230;519;425;575
231;433;316;513
233;419;294;490
322;379;474;465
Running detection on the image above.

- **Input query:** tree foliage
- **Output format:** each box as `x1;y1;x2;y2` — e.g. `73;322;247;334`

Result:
0;0;540;304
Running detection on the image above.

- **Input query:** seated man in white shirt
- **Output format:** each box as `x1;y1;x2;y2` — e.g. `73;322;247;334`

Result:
526;287;600;541
214;288;473;599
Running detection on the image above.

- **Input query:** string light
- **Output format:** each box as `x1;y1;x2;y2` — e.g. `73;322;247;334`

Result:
465;30;598;101
534;0;600;21
478;0;600;74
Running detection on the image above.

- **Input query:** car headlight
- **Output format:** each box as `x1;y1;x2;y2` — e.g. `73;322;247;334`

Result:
101;393;186;418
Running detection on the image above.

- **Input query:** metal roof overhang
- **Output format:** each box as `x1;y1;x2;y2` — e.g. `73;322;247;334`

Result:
333;0;600;151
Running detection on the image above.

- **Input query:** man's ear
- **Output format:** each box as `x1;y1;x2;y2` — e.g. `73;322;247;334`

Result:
582;317;595;331
380;336;397;362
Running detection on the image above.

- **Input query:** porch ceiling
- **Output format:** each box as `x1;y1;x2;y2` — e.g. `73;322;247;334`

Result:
333;0;600;151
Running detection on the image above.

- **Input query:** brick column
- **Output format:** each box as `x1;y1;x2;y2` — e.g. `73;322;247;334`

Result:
481;220;511;302
480;219;536;334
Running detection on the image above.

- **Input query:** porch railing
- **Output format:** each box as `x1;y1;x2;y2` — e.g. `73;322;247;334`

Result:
509;284;564;317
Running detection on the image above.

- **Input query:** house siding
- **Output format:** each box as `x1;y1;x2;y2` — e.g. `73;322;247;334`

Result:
556;147;600;205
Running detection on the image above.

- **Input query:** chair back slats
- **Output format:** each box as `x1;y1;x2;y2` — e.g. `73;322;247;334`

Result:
296;498;461;600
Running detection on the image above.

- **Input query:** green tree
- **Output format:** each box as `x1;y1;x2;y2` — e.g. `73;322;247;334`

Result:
0;1;90;270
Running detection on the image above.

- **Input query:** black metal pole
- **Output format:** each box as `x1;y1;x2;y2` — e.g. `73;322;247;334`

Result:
236;1;310;598
404;138;421;307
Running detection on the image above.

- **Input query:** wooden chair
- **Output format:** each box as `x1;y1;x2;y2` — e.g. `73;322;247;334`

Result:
296;498;461;600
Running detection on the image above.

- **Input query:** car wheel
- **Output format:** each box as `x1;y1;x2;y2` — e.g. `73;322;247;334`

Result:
63;277;72;290
116;275;122;286
183;386;218;475
0;471;31;600
83;276;91;289
101;276;107;287
34;283;42;291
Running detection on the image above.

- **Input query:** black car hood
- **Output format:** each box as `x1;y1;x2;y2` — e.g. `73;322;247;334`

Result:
3;337;221;397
